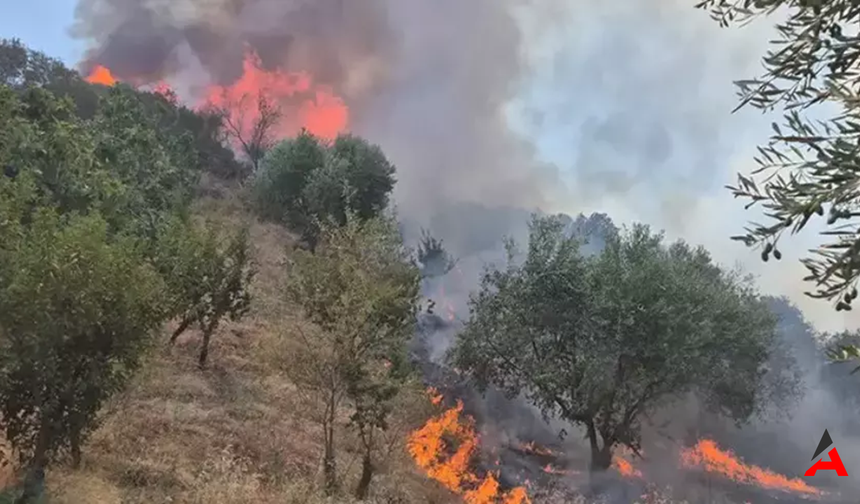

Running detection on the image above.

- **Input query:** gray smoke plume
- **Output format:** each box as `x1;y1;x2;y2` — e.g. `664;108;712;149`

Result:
71;0;562;223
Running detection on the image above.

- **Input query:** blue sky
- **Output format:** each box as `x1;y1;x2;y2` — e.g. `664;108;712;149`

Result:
0;0;82;64
1;0;856;332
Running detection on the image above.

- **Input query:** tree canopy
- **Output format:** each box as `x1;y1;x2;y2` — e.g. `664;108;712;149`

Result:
694;0;860;369
252;131;397;249
695;0;860;309
281;214;421;497
451;215;796;472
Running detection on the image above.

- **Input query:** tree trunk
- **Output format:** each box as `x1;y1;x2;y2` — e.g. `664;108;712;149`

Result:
585;421;612;472
198;327;213;369
70;426;82;469
354;450;374;500
15;424;49;504
322;390;338;496
169;317;192;344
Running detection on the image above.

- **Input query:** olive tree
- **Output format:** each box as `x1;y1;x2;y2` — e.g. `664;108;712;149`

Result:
0;212;166;502
451;215;797;474
282;214;420;498
158;219;255;368
694;0;860;366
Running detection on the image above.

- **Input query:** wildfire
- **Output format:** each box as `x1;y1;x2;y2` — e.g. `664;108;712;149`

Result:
81;49;348;146
428;386;444;406
612;456;642;478
84;65;117;86
518;441;558;457
680;439;821;496
611;446;643;478
408;398;531;504
203;49;348;141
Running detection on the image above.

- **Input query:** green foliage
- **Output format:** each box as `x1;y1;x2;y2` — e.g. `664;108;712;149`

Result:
253;130;326;224
826;334;860;376
0;40;251;487
0;86;110;218
253;131;397;248
89;86;200;235
0;38;100;120
695;0;860;310
283;213;421;496
451;215;793;471
158;218;255;368
0;211;166;473
136;88;244;181
328;134;396;221
416;229;457;278
0;38;241;181
0;82;201;241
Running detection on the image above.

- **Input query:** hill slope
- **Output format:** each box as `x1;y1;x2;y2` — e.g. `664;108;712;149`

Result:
26;180;450;504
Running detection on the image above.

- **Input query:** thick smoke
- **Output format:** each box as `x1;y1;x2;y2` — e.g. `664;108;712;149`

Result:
71;0;562;222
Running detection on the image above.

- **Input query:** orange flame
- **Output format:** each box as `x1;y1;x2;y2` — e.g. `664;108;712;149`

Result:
203;49;348;142
612;456;642;478
518;441;557;457
428;387;444;406
408;398;530;504
680;439;820;496
84;65;117;86
80;50;348;146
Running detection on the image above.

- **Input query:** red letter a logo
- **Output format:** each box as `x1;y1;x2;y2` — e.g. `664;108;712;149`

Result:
805;430;848;477
805;448;848;477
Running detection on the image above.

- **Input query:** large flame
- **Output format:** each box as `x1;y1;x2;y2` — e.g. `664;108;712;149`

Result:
408;398;531;504
84;65;117;86
203;50;348;141
82;50;348;144
680;439;821;496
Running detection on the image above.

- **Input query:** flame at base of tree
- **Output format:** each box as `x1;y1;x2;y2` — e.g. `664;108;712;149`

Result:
407;399;531;504
612;455;642;478
680;439;821;496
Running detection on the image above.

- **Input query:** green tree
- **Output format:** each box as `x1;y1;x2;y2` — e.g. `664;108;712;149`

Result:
416;228;457;279
252;129;326;224
328;134;396;221
695;0;860;367
253;132;397;249
281;214;420;497
0;211;166;503
0;38;100;119
159;219;255;368
451;215;795;474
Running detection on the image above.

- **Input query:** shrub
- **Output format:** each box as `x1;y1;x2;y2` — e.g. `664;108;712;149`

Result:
252;131;397;248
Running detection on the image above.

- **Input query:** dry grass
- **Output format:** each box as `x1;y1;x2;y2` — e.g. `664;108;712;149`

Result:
7;178;454;504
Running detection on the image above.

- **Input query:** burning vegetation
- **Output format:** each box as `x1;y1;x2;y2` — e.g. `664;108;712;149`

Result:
83;48;348;146
680;439;821;497
407;398;531;504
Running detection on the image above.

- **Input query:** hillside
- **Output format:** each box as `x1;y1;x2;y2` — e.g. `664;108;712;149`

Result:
0;178;451;504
